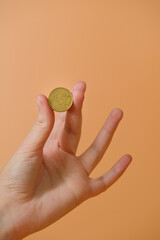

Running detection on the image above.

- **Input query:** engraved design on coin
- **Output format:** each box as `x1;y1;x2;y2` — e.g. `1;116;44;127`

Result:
48;87;73;112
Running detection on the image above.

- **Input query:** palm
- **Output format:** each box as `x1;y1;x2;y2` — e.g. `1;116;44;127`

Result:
34;146;89;229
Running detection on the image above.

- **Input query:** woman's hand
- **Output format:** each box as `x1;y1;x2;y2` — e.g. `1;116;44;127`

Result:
0;81;132;239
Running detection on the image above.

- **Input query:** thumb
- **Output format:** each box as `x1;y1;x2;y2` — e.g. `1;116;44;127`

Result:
18;94;55;153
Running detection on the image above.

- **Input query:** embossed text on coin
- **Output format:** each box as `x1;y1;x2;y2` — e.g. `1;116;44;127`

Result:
48;87;73;112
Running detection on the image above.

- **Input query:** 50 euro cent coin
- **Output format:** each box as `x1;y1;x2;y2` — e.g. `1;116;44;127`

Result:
48;87;73;112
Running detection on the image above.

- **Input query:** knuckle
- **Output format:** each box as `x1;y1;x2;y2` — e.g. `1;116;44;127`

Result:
111;164;121;176
91;142;101;155
102;126;113;136
65;125;76;136
105;128;113;135
35;118;48;128
98;175;106;192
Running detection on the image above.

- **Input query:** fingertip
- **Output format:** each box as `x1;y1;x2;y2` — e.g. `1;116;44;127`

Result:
71;81;86;93
111;108;123;118
69;82;86;111
36;94;55;116
125;154;133;163
36;94;45;104
79;81;86;92
120;154;133;169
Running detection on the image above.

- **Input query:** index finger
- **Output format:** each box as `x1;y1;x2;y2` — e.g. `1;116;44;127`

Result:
58;81;86;155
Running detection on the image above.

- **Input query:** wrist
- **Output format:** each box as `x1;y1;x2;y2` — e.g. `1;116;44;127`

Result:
0;202;19;240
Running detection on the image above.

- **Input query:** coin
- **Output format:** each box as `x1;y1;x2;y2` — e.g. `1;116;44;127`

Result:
48;87;73;112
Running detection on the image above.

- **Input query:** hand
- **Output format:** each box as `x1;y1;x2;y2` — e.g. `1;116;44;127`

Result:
0;81;132;239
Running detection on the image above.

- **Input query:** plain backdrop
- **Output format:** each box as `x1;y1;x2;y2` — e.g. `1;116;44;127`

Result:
0;1;160;240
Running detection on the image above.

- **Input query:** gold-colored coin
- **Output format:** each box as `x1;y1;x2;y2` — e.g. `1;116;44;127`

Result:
48;87;73;112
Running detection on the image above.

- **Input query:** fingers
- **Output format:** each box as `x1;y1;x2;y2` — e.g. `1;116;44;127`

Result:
17;94;55;153
58;81;86;155
79;108;123;175
89;154;132;197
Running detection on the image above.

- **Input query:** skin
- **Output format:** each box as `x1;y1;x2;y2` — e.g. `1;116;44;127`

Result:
0;81;132;239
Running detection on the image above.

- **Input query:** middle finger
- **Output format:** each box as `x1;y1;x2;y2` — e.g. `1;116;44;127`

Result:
79;108;123;175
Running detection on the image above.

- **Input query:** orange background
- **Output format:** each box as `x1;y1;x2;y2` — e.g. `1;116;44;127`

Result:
0;1;160;239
